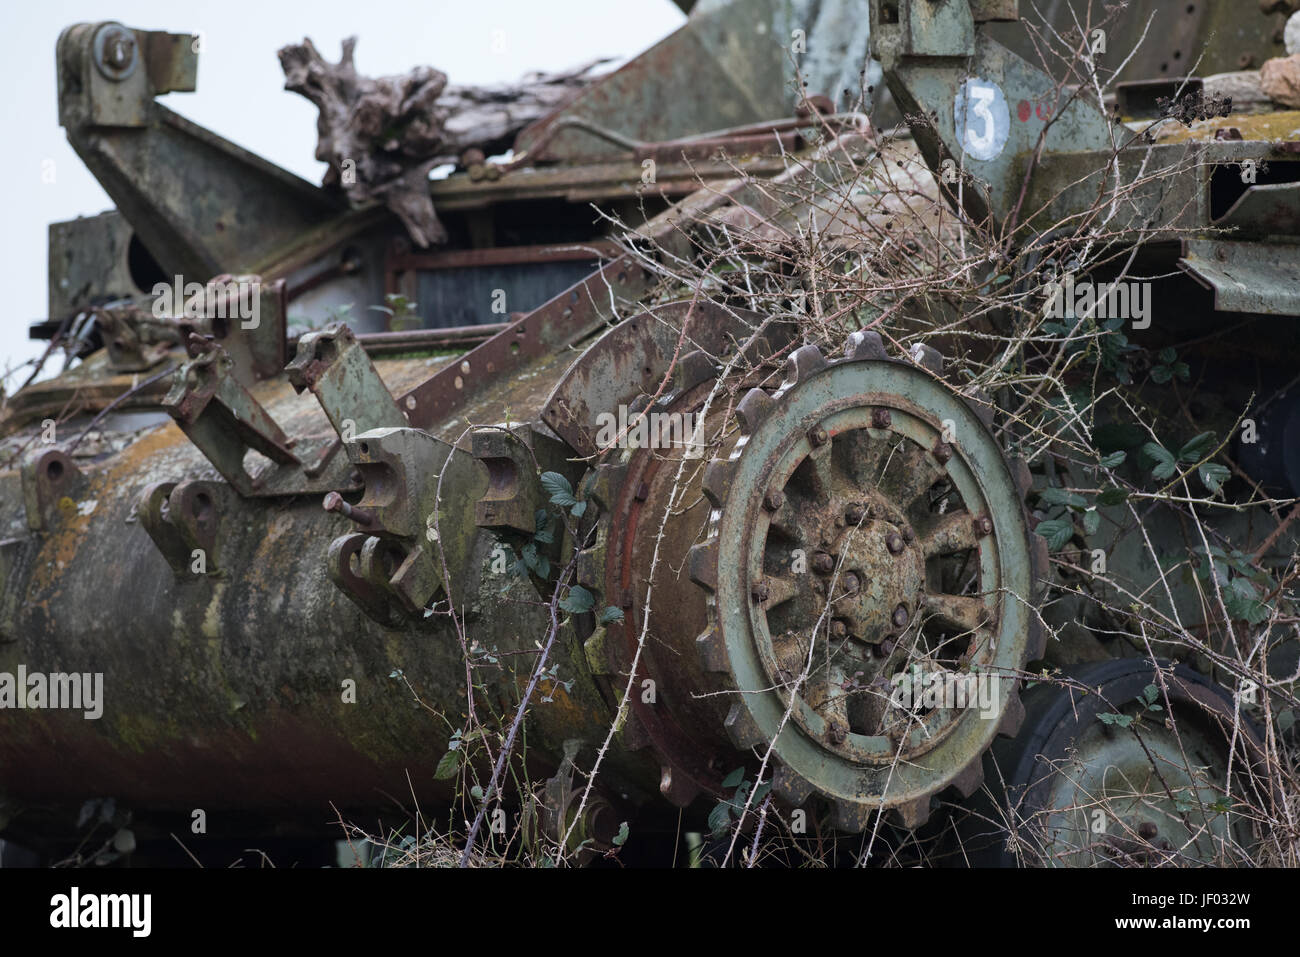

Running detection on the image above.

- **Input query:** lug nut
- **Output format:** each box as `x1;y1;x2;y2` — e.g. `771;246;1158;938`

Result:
846;504;865;525
830;619;847;637
933;442;953;464
892;604;909;628
826;722;847;745
813;551;835;573
809;426;829;446
1138;821;1158;841
751;580;770;603
886;532;905;555
871;408;892;429
843;572;860;593
902;526;915;543
877;637;896;657
764;489;785;511
973;515;993;537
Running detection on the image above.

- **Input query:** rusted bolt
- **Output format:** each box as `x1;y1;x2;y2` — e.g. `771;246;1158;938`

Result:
846;504;865;525
878;637;896;657
892;604;909;628
830;619;847;637
1238;53;1256;69
323;491;375;526
885;532;905;555
843;572;860;593
871;408;892;429
809;426;829;446
813;551;835;574
1138;821;1158;841
105;34;134;70
826;721;847;745
764;489;785;511
751;580;770;603
933;442;953;464
902;526;915;543
973;515;993;537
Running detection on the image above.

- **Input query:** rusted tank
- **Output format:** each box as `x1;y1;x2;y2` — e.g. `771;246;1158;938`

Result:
0;1;1289;866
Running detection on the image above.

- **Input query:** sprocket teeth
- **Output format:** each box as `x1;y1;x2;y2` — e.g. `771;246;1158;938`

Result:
724;701;766;750
772;762;814;805
695;627;728;673
889;796;932;830
966;389;996;428
660;765;700;807
589;462;628;510
909;343;944;376
833;800;874;833
701;458;736;508
997;692;1026;739
1011;458;1033;498
736;388;776;435
784;344;829;387
688;539;719;592
1026;616;1047;663
670;350;717;398
843;329;888;362
1030;532;1051;598
950;756;985;798
576;542;605;590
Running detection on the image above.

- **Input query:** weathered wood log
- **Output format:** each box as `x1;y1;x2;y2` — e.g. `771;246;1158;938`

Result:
278;37;604;247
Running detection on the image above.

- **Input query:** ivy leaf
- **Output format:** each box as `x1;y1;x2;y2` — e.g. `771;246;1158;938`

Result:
613;821;629;847
540;471;578;507
1199;463;1230;495
598;606;625;624
1036;518;1075;551
559;584;596;614
434;750;460;780
1141;442;1177;480
1177;432;1215;462
721;767;746;789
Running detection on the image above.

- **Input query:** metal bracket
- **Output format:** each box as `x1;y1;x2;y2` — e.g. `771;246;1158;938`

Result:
162;338;356;497
21;450;88;531
137;480;229;577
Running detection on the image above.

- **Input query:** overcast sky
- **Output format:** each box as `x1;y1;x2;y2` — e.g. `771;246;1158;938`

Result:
0;0;686;379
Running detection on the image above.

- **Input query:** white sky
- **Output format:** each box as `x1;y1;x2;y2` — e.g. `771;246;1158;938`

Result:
0;0;686;378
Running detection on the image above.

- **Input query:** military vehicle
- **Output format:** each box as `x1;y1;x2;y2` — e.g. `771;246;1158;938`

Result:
0;0;1292;866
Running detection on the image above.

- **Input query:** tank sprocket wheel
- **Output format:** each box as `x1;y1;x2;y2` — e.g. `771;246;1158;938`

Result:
687;330;1049;831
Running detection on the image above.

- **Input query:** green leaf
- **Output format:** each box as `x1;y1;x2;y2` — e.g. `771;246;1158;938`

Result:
540;471;577;507
1082;508;1100;536
721;766;746;789
470;785;484;801
1199;463;1230;494
598;606;625;624
1158;347;1177;363
1278;710;1295;734
1097;486;1129;507
1039;487;1088;509
1141;442;1177;480
559;584;596;614
1098;451;1126;468
1177;432;1215;462
434;750;460;780
1036;518;1075;551
707;801;732;837
1150;365;1172;384
1098;712;1133;728
570;500;588;518
613;821;629;847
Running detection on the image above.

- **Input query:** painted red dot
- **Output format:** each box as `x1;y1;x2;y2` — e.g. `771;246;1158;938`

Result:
1017;100;1032;122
